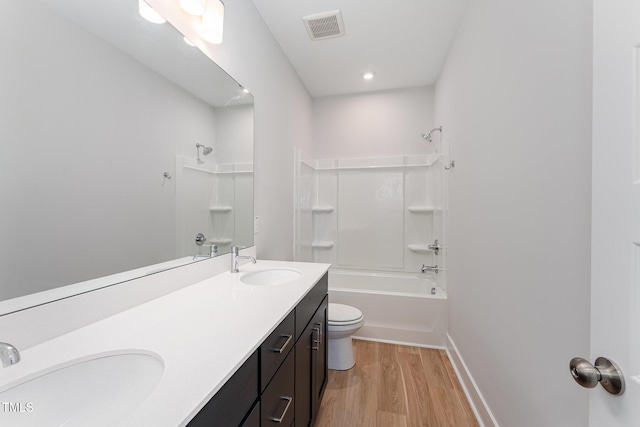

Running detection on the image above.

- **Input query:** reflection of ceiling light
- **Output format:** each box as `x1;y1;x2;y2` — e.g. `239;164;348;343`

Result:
138;0;166;24
241;87;250;94
179;0;205;16
183;37;196;47
199;0;225;44
362;72;375;80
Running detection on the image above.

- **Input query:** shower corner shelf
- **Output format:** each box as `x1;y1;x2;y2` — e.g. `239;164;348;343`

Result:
408;244;431;253
210;238;233;245
407;206;435;214
311;206;334;213
209;206;233;213
311;241;334;249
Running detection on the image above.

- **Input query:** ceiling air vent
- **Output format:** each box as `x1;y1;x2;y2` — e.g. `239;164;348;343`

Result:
303;10;345;41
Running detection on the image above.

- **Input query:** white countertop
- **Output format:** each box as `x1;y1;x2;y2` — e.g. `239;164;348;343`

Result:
0;260;330;426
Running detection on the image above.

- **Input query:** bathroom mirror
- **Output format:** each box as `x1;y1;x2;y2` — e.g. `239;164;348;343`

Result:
0;0;254;313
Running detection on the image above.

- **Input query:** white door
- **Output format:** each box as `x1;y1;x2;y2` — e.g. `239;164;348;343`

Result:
591;1;640;425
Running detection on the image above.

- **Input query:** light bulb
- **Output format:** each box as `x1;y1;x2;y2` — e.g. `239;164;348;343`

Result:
138;0;166;24
179;0;205;16
199;0;224;44
362;72;375;80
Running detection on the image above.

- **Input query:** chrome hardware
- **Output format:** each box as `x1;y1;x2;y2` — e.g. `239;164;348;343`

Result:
570;356;625;395
269;396;293;423
428;239;442;255
272;335;293;354
0;343;20;367
193;233;217;260
316;321;323;345
231;245;256;273
421;264;440;274
431;287;437;295
312;326;321;350
444;160;455;170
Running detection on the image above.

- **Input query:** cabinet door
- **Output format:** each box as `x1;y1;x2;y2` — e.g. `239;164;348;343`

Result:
295;296;328;427
311;297;328;418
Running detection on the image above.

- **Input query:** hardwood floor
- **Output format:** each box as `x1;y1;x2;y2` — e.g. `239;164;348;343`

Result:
315;340;479;427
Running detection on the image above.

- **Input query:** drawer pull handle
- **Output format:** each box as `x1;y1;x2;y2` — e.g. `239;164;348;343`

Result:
315;321;323;345
272;334;293;353
269;396;293;423
312;327;320;350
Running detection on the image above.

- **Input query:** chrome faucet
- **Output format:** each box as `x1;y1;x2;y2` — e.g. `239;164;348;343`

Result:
421;264;441;274
231;246;256;273
193;244;218;261
0;342;20;367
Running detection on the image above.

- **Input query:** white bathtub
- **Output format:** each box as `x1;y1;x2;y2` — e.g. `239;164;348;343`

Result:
328;269;447;348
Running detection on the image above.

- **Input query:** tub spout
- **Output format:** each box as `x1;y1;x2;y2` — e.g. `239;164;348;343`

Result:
421;265;440;274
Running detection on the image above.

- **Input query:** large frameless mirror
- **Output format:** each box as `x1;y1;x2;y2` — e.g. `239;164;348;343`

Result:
0;0;254;314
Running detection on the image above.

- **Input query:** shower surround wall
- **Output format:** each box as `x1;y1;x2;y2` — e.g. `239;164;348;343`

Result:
297;155;445;277
294;153;447;346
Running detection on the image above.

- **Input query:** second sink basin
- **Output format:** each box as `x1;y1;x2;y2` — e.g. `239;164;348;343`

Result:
240;269;302;286
0;351;164;427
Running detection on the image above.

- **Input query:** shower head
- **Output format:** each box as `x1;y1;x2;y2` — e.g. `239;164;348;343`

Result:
195;143;213;163
421;126;443;143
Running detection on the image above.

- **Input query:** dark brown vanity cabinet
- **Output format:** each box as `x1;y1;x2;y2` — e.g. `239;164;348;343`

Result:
187;272;328;427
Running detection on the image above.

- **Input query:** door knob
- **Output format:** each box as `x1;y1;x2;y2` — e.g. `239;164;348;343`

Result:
569;356;625;395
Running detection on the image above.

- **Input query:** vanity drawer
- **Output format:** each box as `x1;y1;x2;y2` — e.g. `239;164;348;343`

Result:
295;273;328;340
187;350;258;427
261;349;295;427
261;309;295;392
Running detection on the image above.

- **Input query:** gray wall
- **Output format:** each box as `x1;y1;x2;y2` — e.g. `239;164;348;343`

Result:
434;0;592;425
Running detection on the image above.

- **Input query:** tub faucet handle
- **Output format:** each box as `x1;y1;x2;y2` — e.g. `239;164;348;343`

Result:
0;342;20;367
427;239;442;255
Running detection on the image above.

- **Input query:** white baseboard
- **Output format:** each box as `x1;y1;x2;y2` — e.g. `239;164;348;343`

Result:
446;334;499;427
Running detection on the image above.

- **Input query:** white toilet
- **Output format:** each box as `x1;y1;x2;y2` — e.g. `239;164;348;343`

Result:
327;303;365;370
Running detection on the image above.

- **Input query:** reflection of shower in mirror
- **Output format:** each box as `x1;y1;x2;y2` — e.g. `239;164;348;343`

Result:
420;126;442;142
196;143;213;163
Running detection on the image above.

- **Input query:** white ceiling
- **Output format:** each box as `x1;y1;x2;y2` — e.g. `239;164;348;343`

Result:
250;0;469;98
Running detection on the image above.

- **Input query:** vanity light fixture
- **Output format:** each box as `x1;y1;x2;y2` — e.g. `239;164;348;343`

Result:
198;0;225;44
362;71;375;80
138;0;166;24
179;0;206;16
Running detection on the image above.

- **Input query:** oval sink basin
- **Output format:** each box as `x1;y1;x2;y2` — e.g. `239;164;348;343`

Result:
0;352;164;427
240;269;302;286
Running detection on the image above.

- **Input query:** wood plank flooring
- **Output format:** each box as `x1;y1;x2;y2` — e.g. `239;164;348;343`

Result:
315;340;479;427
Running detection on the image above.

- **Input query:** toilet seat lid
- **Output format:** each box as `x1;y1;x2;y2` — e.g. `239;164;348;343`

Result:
328;303;363;323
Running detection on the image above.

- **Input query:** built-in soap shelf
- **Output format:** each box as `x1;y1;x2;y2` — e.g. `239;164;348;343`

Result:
210;238;233;245
407;206;436;213
311;206;334;213
408;244;433;253
209;206;232;213
311;241;334;249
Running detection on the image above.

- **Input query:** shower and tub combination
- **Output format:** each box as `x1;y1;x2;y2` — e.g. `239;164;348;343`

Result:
294;146;449;348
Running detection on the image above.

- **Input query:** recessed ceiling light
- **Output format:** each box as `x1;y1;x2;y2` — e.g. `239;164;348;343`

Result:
362;72;375;80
